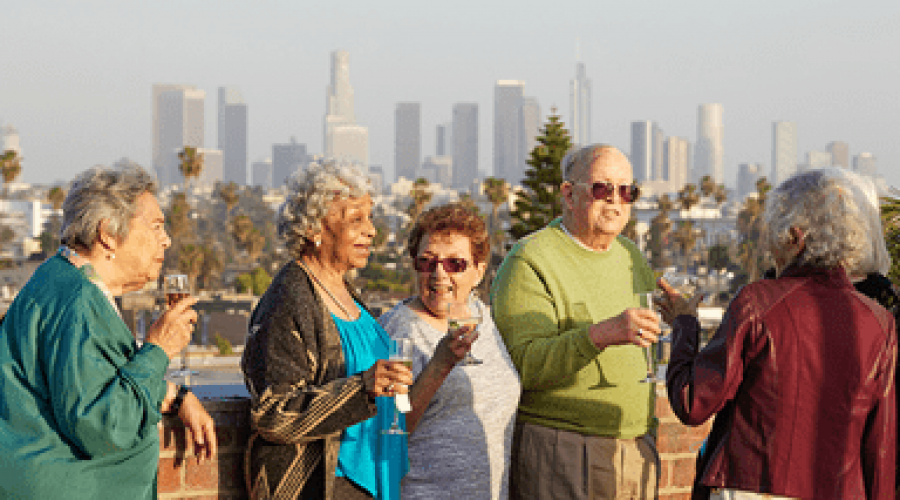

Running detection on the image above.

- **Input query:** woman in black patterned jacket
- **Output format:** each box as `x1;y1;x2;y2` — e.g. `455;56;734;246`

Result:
240;160;415;500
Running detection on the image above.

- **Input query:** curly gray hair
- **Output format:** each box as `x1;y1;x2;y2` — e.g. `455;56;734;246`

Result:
277;159;373;258
820;168;891;276
764;168;870;272
60;164;159;248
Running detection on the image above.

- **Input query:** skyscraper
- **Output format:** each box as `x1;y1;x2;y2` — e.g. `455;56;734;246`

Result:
631;121;653;183
853;152;877;176
252;158;273;189
494;81;525;185
570;62;591;147
452;103;478;189
395;103;421;182
218;87;248;185
652;124;665;181
665;137;690;190
436;122;452;157
827;141;849;169
153;84;205;187
323;50;368;168
772;121;798;185
520;97;542;165
807;150;832;170
272;138;310;188
694;104;724;184
737;163;764;200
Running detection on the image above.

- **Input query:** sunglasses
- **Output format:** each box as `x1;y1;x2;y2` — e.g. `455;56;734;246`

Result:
413;256;469;273
573;181;641;204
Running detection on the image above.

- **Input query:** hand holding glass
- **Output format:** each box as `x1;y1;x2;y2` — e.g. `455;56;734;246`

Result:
164;274;194;383
447;301;482;366
638;292;663;383
383;338;413;435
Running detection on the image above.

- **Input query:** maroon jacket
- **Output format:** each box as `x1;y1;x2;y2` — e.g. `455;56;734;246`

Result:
667;265;896;499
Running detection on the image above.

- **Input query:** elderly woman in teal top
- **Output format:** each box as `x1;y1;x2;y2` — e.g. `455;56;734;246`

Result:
0;164;217;499
244;160;426;499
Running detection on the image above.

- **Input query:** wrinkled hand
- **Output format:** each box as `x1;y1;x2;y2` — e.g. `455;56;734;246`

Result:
145;297;199;359
434;324;479;368
362;359;414;399
590;307;661;350
657;277;704;324
178;392;217;463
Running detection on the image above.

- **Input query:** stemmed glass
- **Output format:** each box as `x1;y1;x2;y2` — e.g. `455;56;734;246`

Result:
657;272;700;343
383;338;413;435
164;274;195;384
638;292;662;383
447;300;482;366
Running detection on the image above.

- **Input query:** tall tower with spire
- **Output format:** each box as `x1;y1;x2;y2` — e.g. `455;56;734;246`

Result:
323;50;368;169
570;52;592;147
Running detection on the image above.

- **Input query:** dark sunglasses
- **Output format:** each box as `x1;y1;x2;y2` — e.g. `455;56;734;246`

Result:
574;181;641;203
413;256;469;273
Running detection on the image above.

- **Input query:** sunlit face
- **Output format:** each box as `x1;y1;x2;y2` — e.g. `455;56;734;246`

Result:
565;148;634;241
317;195;376;273
115;192;171;287
415;232;485;319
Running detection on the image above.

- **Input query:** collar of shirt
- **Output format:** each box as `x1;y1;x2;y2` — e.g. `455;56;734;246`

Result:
559;222;611;254
58;246;122;319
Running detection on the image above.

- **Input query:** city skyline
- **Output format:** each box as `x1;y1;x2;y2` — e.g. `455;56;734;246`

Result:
1;1;898;190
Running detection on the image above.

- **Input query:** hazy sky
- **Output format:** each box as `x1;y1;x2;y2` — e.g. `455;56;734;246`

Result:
2;0;898;191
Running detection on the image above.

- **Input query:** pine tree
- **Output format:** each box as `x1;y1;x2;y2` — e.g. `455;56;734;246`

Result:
508;111;572;241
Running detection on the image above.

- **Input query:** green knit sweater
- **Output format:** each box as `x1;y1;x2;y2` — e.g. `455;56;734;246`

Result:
491;218;656;438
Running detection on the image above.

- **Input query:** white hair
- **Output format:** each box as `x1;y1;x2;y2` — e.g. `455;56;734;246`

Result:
764;168;870;272
819;168;891;276
277;159;373;258
60;164;158;248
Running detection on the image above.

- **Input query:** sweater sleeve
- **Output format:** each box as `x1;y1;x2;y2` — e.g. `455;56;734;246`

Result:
491;254;601;391
242;270;377;444
45;296;169;458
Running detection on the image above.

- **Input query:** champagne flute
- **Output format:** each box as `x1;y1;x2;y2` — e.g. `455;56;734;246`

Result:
638;292;661;383
164;274;194;385
383;338;413;435
447;300;482;366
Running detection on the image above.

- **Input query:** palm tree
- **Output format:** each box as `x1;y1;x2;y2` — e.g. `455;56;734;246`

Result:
735;177;772;282
713;184;728;206
177;146;204;191
215;181;240;215
648;194;674;270
699;175;716;199
47;186;66;210
672;221;700;273
166;193;193;242
177;243;205;290
880;193;900;283
408;177;433;222
1;150;22;198
677;184;700;213
482;176;510;292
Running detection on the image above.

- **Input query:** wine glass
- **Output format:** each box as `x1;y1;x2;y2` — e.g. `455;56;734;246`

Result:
657;272;700;343
638;292;662;383
447;300;482;366
164;274;195;385
383;338;414;435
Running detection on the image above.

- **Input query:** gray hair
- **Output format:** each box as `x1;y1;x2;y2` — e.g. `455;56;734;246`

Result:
561;143;617;181
820;168;891;276
764;168;869;271
277;159;373;258
60;164;159;248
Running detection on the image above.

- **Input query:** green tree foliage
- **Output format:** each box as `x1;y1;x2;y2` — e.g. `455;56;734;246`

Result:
408;178;433;221
215;181;240;215
1;150;22;197
735;177;773;283
648;194;674;269
213;333;234;355
707;243;732;270
881;194;900;284
672;221;700;272
509;112;572;241
177;146;204;190
235;267;272;296
677;184;700;212
47;186;66;210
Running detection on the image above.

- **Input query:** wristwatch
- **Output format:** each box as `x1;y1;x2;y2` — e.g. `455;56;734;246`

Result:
165;385;191;416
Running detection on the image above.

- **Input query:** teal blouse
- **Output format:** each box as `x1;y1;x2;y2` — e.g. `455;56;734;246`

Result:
0;255;170;499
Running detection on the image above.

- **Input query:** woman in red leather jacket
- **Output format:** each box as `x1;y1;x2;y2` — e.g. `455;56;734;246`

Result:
662;168;896;500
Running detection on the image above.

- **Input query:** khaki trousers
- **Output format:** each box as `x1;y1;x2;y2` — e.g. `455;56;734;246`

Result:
510;421;659;500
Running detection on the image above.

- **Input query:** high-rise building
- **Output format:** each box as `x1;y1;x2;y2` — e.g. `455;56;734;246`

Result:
827;141;849;169
665;137;690;190
252;158;273;189
494;81;525;185
694;104;724;184
452;103;478;189
218;87;248;185
421;156;453;186
323;50;368;168
153;85;205;187
0;124;21;156
652;124;665;181
395;103;421;182
854;152;877;176
807;150;832;170
772;121;798;185
272;138;310;188
368;165;384;195
631;121;653;183
520;97;542;166
436;122;452;157
570;62;591;147
737;163;764;200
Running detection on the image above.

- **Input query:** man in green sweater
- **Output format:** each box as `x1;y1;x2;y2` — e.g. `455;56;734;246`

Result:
491;144;662;499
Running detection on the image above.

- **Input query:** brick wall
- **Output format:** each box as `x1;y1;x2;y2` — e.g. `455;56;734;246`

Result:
159;383;711;499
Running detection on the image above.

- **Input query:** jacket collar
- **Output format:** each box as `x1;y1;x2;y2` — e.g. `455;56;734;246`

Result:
778;263;853;289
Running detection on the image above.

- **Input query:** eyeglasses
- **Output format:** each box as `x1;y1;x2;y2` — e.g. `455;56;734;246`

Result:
573;181;641;204
413;256;469;273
